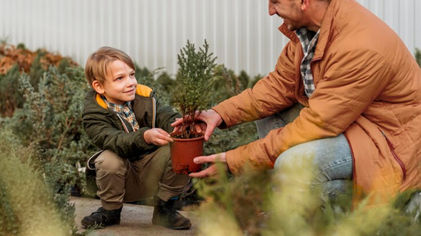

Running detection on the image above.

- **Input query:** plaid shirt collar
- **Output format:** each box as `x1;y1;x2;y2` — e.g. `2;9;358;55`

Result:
296;28;320;54
105;100;131;114
296;28;320;97
102;96;139;132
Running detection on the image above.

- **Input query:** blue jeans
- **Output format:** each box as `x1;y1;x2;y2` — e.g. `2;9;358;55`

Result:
255;104;353;200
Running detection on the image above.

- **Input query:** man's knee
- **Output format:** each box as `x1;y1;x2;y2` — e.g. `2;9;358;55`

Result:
274;138;353;202
274;135;353;183
275;141;316;170
95;150;127;175
275;141;329;183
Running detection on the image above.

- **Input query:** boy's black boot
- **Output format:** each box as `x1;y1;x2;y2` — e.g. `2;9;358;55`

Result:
152;197;191;230
81;207;122;229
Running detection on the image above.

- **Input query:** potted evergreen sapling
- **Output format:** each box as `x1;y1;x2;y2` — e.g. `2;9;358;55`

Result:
171;40;216;174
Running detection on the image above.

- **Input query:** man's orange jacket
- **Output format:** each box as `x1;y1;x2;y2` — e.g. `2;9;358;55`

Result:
213;0;421;200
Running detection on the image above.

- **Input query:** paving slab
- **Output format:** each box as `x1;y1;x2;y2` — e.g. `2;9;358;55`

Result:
70;197;198;236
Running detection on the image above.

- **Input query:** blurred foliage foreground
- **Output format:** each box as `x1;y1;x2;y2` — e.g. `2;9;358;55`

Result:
0;42;420;235
196;160;421;236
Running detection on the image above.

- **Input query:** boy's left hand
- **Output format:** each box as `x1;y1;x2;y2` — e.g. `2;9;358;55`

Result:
144;128;174;146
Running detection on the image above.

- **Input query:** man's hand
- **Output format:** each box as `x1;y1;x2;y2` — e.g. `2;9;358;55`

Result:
189;152;228;178
144;128;173;146
171;109;223;141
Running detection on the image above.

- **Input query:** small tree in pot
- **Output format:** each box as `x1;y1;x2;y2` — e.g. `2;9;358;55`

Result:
171;40;216;174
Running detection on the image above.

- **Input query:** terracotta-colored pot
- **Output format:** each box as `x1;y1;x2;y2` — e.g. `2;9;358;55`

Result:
170;136;204;174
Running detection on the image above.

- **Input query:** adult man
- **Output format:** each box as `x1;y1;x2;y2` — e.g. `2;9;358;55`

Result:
173;0;421;202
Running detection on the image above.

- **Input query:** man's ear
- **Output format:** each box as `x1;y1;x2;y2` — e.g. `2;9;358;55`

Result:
301;0;310;10
92;80;105;94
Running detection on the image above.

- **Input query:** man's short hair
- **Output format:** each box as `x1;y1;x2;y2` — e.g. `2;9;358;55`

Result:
85;47;135;86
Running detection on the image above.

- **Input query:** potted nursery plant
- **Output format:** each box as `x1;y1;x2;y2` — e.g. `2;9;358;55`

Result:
170;40;217;174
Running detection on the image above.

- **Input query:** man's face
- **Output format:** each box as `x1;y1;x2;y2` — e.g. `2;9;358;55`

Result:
94;60;137;105
269;0;304;31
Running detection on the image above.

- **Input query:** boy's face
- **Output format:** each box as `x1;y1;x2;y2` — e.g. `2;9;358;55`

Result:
92;60;137;105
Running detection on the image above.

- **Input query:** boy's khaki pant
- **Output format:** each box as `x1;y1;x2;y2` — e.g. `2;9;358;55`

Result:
94;145;190;210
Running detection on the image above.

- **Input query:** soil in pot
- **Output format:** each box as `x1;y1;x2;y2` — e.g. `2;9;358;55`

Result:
170;135;204;174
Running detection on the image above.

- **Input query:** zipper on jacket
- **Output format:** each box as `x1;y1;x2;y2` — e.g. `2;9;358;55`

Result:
116;113;130;133
379;129;407;181
152;97;156;128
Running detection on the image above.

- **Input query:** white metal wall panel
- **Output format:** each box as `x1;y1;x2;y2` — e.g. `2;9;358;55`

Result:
0;0;420;77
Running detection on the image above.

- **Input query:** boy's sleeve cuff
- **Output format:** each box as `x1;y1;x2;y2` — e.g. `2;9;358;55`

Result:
135;127;156;151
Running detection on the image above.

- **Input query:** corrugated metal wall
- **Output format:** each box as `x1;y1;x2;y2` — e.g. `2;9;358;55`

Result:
0;0;420;76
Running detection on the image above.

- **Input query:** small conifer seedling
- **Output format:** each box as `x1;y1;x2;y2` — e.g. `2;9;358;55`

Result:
172;40;217;139
170;40;217;174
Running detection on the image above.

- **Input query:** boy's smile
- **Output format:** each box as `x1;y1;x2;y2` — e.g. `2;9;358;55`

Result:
93;60;138;105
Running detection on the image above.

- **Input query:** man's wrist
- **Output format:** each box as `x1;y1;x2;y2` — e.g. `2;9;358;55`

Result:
210;109;224;127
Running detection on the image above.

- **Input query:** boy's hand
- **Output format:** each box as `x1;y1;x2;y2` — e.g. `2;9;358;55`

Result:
144;128;173;146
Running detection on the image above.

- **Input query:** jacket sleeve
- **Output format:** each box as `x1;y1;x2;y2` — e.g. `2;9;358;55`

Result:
213;42;298;127
223;49;392;174
154;96;181;133
83;112;157;159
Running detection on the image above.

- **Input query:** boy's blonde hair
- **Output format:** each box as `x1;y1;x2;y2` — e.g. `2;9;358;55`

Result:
85;47;135;86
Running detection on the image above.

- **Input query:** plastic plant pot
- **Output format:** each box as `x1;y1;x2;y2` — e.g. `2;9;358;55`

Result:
170;136;204;174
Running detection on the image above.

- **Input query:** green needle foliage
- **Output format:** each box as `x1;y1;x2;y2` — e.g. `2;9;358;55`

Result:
0;129;70;236
203;64;260;154
172;40;217;138
415;48;421;67
1;63;96;234
0;65;22;117
0;180;19;236
195;157;421;236
134;65;172;105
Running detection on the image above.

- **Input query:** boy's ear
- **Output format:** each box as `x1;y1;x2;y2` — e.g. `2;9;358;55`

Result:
92;80;105;94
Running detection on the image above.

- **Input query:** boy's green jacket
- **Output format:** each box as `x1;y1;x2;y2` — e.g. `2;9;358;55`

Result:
82;84;179;161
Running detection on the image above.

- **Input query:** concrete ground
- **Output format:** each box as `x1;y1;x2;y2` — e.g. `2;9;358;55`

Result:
70;197;198;236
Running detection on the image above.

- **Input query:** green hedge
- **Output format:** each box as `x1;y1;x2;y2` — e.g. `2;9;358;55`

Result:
416;48;421;67
0;129;71;235
0;59;95;234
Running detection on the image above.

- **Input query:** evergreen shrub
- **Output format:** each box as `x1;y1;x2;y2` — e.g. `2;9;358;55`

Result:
0;42;78;117
1;65;96;234
134;65;172;105
415;48;421;67
204;64;260;154
171;40;217;138
195;159;421;236
0;65;22;117
0;129;71;235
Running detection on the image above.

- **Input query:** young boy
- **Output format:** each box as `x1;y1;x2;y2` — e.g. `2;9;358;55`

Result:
81;47;191;230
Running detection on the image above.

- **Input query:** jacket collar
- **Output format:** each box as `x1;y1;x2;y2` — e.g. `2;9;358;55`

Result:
95;84;153;110
278;0;339;62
